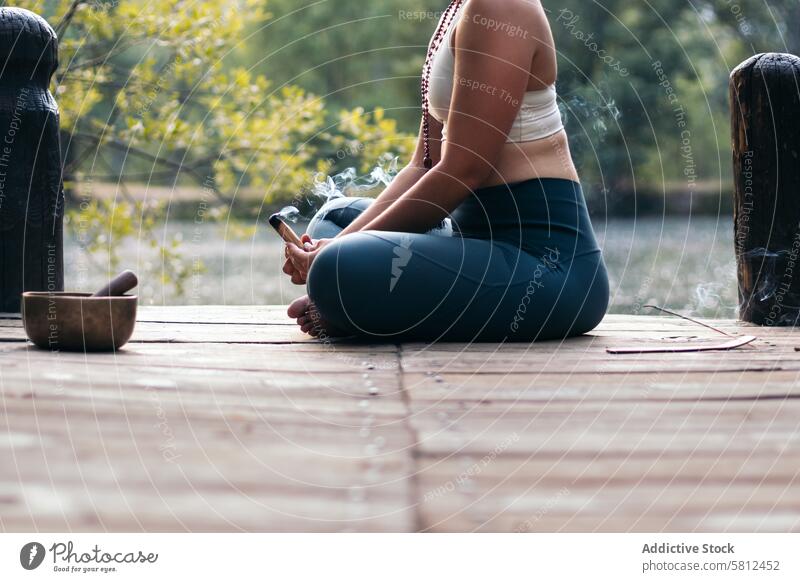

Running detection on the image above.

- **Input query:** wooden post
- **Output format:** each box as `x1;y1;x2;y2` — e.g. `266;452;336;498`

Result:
730;53;800;326
0;8;64;313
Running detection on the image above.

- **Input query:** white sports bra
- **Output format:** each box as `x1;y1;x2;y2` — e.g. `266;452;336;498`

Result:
427;5;564;143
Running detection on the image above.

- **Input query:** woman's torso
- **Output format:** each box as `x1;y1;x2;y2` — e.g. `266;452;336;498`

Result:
429;1;579;187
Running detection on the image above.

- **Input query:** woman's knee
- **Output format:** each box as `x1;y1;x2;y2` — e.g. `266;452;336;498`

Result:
307;232;398;330
306;236;373;325
306;239;342;307
306;197;373;239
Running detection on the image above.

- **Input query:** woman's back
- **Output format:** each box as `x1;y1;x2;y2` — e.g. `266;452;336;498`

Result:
433;0;578;186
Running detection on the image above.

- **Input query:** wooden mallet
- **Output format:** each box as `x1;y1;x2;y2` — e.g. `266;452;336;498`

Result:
91;270;139;297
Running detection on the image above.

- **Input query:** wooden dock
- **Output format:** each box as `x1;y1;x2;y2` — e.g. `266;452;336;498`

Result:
1;307;798;532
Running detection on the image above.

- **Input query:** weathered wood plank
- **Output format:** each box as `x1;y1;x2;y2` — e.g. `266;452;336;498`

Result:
409;400;800;457
417;482;800;532
0;342;399;373
5;305;292;324
416;454;800;532
137;305;293;325
0;395;408;429
1;365;400;402
5;309;797;346
2;308;799;532
1;486;415;532
405;370;800;402
0;368;414;532
401;355;794;375
0;319;334;344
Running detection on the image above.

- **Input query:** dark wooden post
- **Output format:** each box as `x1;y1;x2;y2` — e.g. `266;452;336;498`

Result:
730;53;800;326
0;8;64;313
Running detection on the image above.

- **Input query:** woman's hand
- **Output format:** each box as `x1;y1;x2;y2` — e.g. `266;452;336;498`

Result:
282;236;332;285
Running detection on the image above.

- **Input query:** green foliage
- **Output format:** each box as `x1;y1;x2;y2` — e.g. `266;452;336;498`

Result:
250;0;434;132
695;0;799;55
67;197;196;296
5;1;795;299
14;0;413;296
549;0;734;201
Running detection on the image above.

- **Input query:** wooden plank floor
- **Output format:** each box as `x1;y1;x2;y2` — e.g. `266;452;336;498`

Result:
1;307;799;532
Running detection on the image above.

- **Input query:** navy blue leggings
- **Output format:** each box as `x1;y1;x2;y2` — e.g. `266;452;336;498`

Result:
305;178;609;342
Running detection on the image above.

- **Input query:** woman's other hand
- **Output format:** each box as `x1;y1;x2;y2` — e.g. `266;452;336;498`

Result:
282;235;332;285
282;233;312;285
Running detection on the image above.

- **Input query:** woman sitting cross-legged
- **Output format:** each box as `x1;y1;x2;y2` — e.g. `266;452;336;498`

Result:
282;0;609;342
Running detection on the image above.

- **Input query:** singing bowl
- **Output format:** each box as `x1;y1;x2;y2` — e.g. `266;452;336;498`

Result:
21;292;138;352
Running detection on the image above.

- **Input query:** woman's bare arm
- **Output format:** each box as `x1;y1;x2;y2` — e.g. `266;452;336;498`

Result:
334;114;444;237
359;0;540;233
285;117;443;281
287;0;543;280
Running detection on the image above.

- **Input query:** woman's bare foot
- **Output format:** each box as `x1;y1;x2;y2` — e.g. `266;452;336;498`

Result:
287;295;349;338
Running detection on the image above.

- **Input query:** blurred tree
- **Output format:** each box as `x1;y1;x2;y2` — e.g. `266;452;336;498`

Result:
9;0;414;295
251;0;435;132
694;0;799;54
550;0;733;208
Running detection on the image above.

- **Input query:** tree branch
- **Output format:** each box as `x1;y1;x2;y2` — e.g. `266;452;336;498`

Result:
70;132;231;204
55;0;86;38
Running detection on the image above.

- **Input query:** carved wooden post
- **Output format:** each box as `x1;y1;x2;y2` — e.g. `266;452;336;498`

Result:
730;53;800;325
0;8;64;313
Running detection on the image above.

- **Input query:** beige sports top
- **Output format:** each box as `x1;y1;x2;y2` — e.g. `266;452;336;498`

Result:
427;5;564;143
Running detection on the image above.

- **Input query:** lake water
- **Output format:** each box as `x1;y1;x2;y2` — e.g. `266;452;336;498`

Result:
64;216;740;318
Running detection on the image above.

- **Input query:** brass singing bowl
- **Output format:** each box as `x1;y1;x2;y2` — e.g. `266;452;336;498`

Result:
21;292;138;352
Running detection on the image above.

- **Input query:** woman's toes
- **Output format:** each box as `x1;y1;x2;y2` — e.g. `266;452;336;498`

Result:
301;319;323;335
288;295;311;319
289;297;342;338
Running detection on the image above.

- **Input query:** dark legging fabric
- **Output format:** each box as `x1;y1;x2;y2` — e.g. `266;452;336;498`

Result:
305;178;609;342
